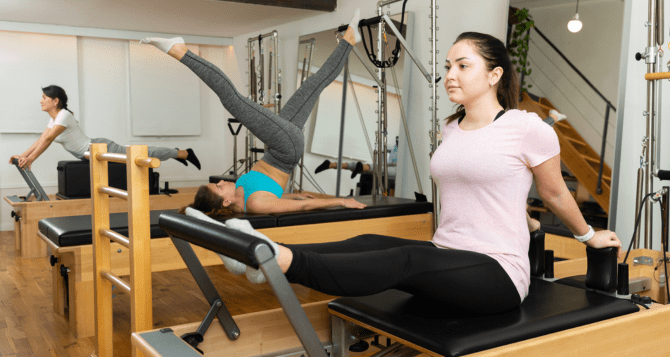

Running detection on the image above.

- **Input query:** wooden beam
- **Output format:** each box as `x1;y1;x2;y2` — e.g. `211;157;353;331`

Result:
212;0;336;11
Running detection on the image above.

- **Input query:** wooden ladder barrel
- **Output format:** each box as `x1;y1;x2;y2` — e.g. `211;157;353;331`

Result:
87;143;160;357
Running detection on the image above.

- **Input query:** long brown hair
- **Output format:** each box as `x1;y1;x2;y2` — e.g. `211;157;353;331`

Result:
178;185;235;217
445;32;519;125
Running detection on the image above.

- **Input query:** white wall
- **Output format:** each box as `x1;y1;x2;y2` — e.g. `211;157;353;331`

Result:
523;0;624;168
0;28;239;231
611;0;670;250
1;0;512;230
228;0;510;199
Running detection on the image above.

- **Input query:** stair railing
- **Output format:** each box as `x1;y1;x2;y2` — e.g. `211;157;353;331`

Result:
509;20;615;195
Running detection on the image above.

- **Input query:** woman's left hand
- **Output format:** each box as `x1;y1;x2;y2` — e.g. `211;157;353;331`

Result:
585;230;622;259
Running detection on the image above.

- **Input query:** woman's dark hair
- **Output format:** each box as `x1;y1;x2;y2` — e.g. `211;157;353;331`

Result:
445;32;518;124
42;85;74;114
178;185;235;217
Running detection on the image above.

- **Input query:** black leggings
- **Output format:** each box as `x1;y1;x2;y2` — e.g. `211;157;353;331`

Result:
284;235;521;315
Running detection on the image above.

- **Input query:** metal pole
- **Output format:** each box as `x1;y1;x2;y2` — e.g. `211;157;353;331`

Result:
336;59;349;198
376;4;385;195
644;0;659;248
385;40;424;194
596;104;610;195
273;31;282;113
430;0;439;231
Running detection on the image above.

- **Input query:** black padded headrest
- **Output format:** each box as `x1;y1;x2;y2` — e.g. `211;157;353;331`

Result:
159;212;273;268
328;279;638;357
275;195;433;226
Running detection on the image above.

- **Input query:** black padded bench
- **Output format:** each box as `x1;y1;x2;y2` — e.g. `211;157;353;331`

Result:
328;279;639;356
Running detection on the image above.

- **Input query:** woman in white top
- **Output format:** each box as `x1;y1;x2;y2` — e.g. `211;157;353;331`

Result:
9;85;200;170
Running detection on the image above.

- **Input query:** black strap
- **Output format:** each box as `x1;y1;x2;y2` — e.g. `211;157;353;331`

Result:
458;110;505;125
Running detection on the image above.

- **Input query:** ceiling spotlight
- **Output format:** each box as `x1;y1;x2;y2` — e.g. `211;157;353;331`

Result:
567;0;582;33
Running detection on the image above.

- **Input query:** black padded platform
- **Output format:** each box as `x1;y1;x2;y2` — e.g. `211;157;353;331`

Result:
329;279;639;357
38;195;431;248
39;210;277;248
275;196;432;227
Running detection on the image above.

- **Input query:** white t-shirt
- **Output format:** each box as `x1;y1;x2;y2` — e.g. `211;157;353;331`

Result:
430;109;560;301
47;109;91;158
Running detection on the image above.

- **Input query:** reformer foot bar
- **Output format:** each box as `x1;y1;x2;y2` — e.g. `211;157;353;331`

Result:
7;158;50;202
133;212;331;357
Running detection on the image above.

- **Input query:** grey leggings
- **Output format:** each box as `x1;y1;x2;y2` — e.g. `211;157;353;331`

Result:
90;138;178;161
180;40;353;173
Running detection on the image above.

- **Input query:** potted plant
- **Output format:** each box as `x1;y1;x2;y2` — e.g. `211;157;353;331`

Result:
508;7;534;94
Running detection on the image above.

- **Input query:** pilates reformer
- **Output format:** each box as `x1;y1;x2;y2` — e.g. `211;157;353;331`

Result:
130;213;670;357
38;195;433;338
4;182;197;259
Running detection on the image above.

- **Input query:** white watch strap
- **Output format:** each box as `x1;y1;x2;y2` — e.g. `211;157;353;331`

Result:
574;225;595;243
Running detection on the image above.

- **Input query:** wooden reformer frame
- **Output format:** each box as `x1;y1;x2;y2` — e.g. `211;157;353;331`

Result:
5;186;197;259
88;143;159;357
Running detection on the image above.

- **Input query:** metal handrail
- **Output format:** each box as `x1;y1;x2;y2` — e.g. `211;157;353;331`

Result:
511;20;615;195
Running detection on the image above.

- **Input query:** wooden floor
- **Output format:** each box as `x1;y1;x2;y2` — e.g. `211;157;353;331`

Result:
0;230;334;356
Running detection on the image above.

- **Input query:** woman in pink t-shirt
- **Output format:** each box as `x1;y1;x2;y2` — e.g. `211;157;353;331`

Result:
217;32;622;315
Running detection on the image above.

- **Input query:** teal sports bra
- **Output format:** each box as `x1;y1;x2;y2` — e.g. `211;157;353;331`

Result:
236;171;284;212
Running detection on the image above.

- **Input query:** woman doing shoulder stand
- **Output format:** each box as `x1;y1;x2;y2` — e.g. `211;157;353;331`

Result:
141;10;367;215
219;31;623;315
9;85;201;170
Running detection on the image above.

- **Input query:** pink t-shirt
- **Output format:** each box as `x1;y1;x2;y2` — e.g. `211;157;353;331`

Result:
430;109;560;301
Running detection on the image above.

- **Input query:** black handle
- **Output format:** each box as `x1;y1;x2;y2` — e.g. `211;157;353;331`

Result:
617;263;629;295
658;170;670;181
544;250;555;279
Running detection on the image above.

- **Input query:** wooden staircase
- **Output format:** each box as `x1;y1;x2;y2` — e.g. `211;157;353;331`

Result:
517;92;611;214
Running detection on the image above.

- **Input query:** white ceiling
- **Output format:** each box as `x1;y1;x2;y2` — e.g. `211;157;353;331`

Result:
0;0;327;38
